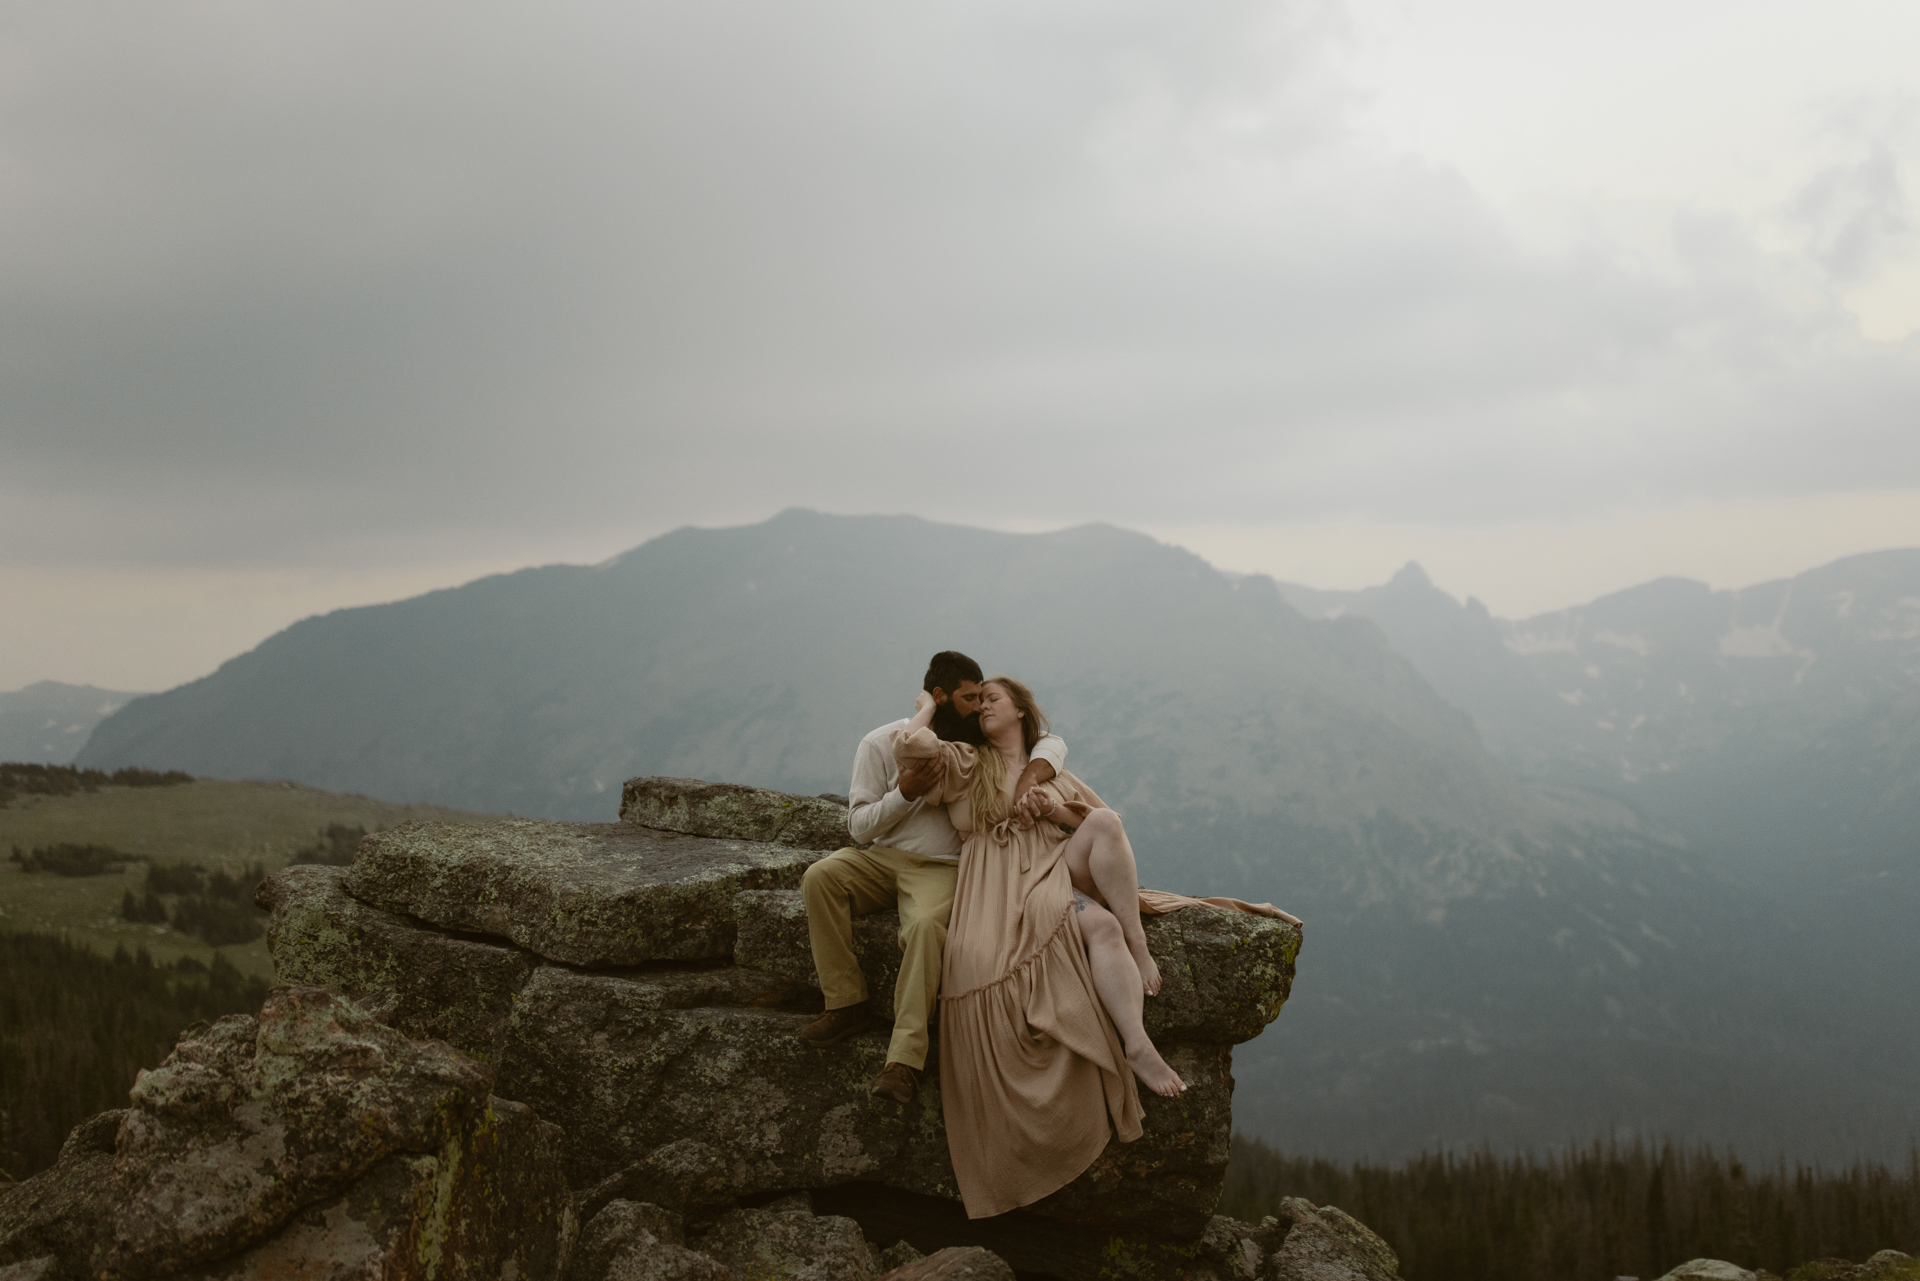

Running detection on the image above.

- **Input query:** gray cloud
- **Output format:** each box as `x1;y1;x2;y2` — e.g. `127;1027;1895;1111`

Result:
2;0;1916;571
1791;144;1912;283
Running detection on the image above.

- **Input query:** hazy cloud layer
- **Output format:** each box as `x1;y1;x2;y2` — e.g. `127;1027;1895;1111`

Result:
2;0;1917;581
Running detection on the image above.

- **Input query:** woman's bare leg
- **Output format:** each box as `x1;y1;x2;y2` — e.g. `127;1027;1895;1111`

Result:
1061;810;1162;995
1075;896;1185;1096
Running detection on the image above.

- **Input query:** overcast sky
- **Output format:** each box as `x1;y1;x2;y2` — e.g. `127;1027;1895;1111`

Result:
4;0;1919;691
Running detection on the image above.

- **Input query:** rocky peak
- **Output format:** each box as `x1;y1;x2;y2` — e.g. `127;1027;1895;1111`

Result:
1386;561;1434;592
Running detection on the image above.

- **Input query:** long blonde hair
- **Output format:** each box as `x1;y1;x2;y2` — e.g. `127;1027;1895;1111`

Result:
967;676;1050;828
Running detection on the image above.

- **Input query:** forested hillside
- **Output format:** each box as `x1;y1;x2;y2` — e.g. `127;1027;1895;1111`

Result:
1222;1133;1920;1281
0;932;270;1180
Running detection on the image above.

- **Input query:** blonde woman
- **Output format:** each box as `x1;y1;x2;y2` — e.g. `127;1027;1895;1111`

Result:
892;677;1294;1220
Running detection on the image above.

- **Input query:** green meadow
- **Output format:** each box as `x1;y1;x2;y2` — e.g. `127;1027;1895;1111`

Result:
0;776;492;980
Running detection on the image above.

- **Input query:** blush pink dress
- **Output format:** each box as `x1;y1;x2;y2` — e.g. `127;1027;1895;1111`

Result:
892;726;1287;1219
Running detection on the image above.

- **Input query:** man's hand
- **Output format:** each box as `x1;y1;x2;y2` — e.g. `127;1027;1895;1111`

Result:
898;753;946;802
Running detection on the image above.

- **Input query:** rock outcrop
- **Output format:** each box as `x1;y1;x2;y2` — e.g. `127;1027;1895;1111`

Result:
553;1195;1401;1281
567;1199;727;1280
1266;1197;1400;1281
1655;1262;1759;1281
256;775;1303;1276
0;986;574;1281
1659;1257;1919;1281
3;774;1324;1281
882;1246;1017;1280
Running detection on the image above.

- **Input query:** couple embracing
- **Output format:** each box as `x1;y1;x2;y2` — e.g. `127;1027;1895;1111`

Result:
797;651;1298;1219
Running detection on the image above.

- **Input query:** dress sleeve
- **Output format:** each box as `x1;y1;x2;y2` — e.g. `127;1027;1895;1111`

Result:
890;726;976;803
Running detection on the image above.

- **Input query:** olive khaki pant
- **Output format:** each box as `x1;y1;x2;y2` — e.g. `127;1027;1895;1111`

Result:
800;844;958;1071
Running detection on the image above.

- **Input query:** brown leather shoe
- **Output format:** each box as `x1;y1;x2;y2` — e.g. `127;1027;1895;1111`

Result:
870;1061;919;1104
797;1004;877;1047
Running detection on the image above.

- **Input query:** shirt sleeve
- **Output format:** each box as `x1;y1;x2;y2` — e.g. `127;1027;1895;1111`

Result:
1032;732;1068;774
848;731;918;846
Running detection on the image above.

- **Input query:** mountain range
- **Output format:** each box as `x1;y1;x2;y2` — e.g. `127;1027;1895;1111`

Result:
0;681;140;764
73;511;1920;1162
1277;552;1920;874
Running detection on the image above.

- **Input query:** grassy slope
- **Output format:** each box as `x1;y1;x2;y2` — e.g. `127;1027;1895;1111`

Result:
0;778;493;979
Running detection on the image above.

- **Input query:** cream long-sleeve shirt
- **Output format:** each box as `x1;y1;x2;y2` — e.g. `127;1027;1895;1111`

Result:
847;718;1067;861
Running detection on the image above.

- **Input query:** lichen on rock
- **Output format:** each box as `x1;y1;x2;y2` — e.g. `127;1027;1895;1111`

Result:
257;864;536;1060
236;775;1304;1276
569;1199;726;1281
345;818;821;965
1267;1197;1401;1281
881;1245;1016;1280
694;1205;881;1281
1657;1262;1760;1281
620;776;852;851
0;987;575;1281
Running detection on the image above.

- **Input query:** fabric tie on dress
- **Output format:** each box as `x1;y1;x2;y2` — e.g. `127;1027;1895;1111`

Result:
989;796;1093;871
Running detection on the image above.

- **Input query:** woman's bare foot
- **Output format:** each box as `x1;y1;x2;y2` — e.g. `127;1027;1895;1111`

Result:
1125;931;1162;996
1126;1040;1186;1097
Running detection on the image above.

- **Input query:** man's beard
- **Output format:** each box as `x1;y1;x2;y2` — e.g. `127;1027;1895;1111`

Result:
931;702;985;746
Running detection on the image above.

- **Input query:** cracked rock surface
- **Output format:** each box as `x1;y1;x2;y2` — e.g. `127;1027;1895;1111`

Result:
252;774;1302;1263
620;776;853;851
0;988;575;1281
345;818;820;965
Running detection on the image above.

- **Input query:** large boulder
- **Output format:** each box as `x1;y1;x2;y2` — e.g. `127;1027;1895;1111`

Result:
882;1248;1016;1281
0;987;576;1281
693;1206;881;1280
173;1095;571;1281
345;818;820;965
259;866;817;1061
494;966;1236;1235
733;888;905;1017
496;968;936;1194
1655;1263;1757;1281
0;1114;121;1277
257;864;537;1060
1266;1197;1400;1281
621;776;852;851
254;775;1304;1273
568;1200;727;1281
575;1141;739;1226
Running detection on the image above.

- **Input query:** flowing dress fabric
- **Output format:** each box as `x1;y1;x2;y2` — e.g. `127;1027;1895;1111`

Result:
891;728;1285;1219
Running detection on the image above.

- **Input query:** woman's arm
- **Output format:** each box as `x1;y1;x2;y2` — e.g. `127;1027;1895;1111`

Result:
890;722;976;803
1011;782;1090;830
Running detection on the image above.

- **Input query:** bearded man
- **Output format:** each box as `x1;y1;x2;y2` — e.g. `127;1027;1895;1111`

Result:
796;650;1066;1103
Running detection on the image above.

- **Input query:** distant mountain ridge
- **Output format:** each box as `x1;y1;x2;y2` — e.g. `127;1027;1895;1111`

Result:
72;513;1920;1161
0;682;141;765
1277;550;1920;870
1277;550;1920;1143
83;514;1524;835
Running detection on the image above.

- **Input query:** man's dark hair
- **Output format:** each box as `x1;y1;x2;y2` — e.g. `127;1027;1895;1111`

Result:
924;650;987;745
923;651;984;696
